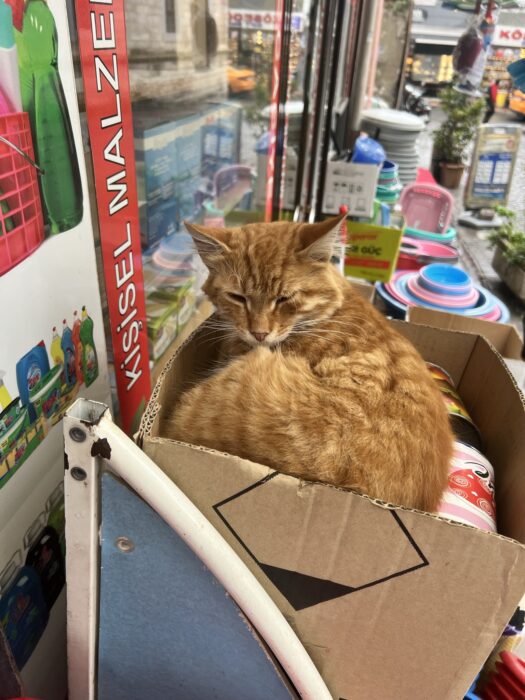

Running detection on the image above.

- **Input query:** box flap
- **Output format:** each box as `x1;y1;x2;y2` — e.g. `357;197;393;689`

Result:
391;320;477;385
408;306;523;360
139;315;525;698
457;337;525;543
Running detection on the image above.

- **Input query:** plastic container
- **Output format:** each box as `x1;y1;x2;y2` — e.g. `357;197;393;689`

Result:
400;183;454;234
0;112;45;274
404;225;457;245
376;267;511;323
16;0;83;233
15;342;50;421
350;135;385;165
28;364;61;420
0;0;22;113
397;237;459;271
378;159;398;181
482;651;525;699
438;442;496;532
419;264;471;295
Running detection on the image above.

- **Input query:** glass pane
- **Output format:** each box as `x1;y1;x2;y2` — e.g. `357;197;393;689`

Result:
121;0;312;371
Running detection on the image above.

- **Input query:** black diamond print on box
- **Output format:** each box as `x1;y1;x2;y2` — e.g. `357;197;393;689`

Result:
213;473;429;611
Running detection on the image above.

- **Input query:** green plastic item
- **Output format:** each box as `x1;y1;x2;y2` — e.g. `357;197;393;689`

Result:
79;306;98;387
16;0;83;234
0;188;15;233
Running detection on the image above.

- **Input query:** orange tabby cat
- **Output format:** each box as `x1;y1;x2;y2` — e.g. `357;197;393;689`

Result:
163;215;454;511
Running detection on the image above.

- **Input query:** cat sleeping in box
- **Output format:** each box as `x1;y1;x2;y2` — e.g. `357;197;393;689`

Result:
163;215;453;511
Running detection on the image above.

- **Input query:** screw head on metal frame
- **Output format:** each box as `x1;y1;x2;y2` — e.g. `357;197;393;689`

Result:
71;467;87;481
69;427;87;443
115;537;135;553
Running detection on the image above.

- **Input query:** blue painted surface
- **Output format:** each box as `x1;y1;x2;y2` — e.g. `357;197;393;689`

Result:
98;473;295;700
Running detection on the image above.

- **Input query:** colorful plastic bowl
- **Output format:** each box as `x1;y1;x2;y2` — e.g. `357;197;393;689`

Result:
397;237;459;270
376;264;510;323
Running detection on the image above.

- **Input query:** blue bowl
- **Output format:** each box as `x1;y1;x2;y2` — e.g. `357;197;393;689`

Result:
418;264;471;296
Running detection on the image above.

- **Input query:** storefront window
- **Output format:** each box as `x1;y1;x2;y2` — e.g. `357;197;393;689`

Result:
118;0;309;372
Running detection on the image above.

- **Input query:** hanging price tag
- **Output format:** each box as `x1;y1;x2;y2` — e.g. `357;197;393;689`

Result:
344;220;404;283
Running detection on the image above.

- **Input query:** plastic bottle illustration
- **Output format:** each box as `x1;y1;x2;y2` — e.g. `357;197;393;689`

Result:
0;370;12;409
50;326;64;368
0;564;49;669
71;310;83;385
60;319;76;388
15;0;83;233
80;306;98;387
15;341;49;421
0;0;22;112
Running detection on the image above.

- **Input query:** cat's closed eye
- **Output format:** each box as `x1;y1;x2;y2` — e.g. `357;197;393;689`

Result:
227;292;246;304
276;296;291;305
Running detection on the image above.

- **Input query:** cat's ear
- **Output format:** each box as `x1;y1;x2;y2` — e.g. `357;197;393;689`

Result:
296;214;347;262
184;221;231;269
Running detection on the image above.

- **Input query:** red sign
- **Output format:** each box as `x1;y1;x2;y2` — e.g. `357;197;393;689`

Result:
265;1;283;222
495;25;525;47
74;0;151;433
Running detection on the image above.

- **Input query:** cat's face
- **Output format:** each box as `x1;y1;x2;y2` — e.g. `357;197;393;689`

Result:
185;216;346;347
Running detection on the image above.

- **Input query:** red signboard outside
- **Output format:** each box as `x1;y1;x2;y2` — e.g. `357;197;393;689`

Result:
75;0;151;433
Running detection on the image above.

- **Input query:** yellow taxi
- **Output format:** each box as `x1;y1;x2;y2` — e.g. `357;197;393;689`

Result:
227;66;256;95
509;89;525;118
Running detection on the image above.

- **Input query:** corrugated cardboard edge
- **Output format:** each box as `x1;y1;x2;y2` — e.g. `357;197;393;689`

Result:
408;306;524;360
393;319;525;402
138;318;207;447
143;433;525;549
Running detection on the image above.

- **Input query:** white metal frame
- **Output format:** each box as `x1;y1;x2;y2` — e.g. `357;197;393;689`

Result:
64;398;332;700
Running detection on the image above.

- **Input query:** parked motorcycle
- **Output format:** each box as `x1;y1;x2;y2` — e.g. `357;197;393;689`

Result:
403;83;431;122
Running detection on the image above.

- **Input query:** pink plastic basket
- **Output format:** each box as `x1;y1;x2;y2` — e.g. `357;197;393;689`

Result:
0;112;45;276
399;183;454;235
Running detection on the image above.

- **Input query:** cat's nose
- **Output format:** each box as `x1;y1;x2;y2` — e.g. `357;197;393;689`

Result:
251;331;269;342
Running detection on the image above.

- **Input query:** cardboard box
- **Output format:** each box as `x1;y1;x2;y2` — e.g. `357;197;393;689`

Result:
139;320;525;699
408;306;523;360
321;161;380;218
407;307;525;391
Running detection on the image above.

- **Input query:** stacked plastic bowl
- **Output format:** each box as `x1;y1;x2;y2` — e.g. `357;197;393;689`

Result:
376;264;510;322
376;160;403;204
397;236;459;271
361;109;425;185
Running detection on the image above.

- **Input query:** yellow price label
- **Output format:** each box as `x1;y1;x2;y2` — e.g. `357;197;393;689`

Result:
344;220;403;283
